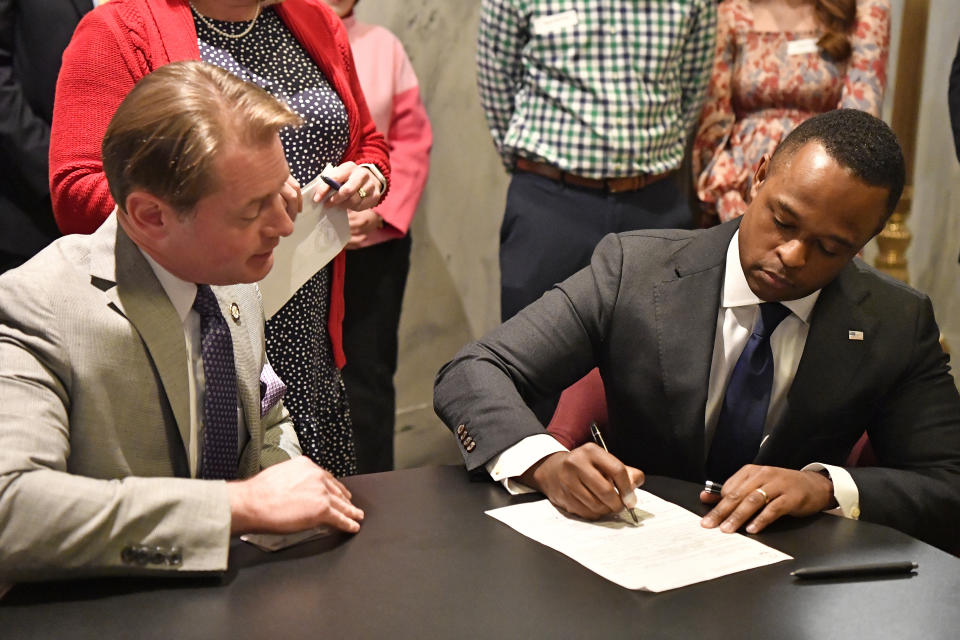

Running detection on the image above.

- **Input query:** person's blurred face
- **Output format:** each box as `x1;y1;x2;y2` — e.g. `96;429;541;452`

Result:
159;135;294;285
322;0;357;18
738;142;890;301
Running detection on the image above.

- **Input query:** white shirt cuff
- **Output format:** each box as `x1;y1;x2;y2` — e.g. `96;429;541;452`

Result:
485;434;568;495
803;462;861;520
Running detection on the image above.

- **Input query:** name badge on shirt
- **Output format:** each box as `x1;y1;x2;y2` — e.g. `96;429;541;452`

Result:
786;38;820;56
531;10;579;36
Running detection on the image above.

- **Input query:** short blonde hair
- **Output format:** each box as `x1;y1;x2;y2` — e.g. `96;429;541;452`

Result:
102;60;302;213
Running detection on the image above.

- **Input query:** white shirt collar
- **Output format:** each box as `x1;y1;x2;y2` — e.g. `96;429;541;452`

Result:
722;230;820;324
140;250;198;323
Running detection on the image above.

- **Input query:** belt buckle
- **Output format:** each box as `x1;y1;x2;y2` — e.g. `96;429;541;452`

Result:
607;175;645;194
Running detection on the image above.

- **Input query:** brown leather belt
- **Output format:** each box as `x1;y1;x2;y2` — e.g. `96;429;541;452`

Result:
514;157;673;194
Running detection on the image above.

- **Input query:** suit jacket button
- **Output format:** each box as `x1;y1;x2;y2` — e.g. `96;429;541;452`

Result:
456;424;466;436
169;549;183;566
121;546;137;564
150;547;167;565
466;441;476;452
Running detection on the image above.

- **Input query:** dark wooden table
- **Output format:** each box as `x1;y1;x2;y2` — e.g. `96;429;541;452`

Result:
2;465;958;639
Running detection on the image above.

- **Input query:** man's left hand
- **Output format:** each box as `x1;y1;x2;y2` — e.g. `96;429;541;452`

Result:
699;465;835;535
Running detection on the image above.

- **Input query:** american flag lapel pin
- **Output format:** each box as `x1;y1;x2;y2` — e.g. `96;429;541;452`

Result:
848;330;864;341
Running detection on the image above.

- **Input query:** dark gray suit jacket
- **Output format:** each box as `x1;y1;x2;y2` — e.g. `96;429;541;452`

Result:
434;221;960;550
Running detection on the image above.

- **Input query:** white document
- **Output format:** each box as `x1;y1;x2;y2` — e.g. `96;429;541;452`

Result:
258;171;350;319
486;489;791;592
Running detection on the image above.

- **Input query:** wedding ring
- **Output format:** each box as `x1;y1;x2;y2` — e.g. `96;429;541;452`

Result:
357;187;368;200
754;487;770;505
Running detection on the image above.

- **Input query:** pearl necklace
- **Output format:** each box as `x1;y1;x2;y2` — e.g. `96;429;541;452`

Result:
189;2;261;40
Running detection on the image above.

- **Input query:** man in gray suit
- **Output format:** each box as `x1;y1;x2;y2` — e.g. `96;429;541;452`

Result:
435;109;960;551
0;61;364;581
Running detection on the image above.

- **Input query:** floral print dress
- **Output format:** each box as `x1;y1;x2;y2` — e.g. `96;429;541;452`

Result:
692;0;890;222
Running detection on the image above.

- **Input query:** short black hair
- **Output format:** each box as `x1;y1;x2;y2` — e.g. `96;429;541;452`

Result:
769;109;905;218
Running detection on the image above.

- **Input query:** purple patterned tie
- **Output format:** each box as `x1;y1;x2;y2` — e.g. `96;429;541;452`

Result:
707;302;792;482
193;285;239;480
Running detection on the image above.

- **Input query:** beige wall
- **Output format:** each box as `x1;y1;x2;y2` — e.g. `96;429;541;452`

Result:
355;1;505;467
355;0;960;468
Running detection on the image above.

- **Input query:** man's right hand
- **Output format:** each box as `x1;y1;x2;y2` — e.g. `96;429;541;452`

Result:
227;456;364;535
519;443;644;519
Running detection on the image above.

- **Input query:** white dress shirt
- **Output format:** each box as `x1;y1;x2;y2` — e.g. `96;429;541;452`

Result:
486;231;860;520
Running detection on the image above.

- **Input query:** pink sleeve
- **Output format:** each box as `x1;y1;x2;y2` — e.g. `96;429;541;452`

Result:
351;26;431;245
371;85;432;239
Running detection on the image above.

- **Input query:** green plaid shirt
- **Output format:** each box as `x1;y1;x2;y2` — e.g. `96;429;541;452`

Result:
478;0;716;178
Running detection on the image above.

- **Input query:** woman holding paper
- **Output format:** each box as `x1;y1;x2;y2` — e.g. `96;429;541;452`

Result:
322;0;433;473
691;0;889;223
50;0;390;476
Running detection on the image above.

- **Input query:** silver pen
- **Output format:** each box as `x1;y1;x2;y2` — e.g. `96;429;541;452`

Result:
589;422;640;525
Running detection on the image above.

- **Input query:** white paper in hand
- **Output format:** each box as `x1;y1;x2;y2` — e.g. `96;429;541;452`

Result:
258;171;350;319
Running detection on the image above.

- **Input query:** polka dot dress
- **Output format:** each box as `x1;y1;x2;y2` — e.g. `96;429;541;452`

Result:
195;6;358;476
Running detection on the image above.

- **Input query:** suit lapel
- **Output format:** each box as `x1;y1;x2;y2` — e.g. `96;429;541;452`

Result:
757;262;875;461
653;222;738;478
90;216;193;454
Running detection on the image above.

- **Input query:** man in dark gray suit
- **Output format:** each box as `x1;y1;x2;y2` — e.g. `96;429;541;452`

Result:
435;109;960;551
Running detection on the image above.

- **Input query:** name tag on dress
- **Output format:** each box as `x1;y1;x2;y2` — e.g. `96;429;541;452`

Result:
531;10;579;35
786;38;820;56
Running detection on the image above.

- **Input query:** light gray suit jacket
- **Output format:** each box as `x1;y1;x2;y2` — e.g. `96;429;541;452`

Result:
435;222;960;550
0;215;296;580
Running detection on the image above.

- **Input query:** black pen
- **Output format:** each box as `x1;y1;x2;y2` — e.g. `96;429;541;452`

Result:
589;422;639;525
791;561;918;579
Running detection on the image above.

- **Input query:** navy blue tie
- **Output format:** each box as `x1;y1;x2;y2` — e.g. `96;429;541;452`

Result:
707;302;791;482
193;285;239;480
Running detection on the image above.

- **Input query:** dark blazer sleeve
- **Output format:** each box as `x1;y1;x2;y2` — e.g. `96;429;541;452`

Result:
848;293;960;551
434;233;627;471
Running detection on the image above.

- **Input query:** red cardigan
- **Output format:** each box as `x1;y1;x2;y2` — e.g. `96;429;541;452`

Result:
49;0;391;367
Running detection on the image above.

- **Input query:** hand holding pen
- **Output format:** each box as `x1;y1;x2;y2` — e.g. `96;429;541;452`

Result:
314;161;382;210
589;423;640;525
518;434;644;523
